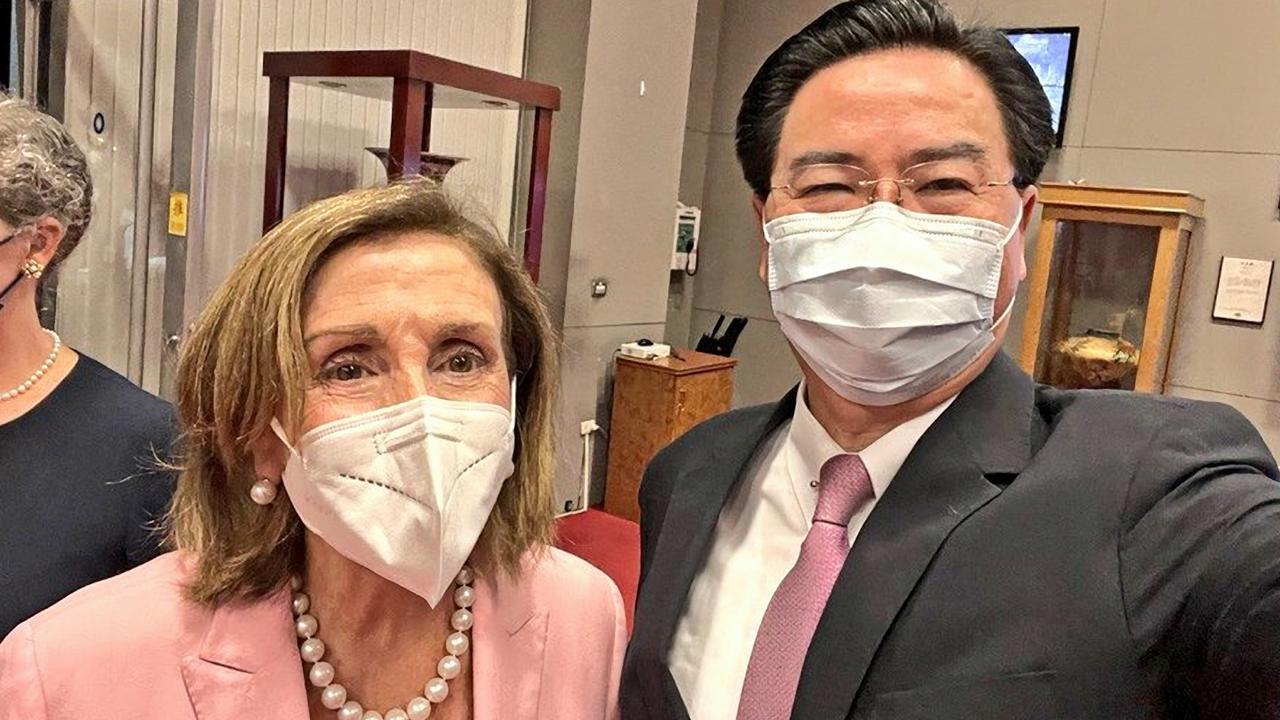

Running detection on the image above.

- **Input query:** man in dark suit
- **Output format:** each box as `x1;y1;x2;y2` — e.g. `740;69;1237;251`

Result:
621;1;1280;718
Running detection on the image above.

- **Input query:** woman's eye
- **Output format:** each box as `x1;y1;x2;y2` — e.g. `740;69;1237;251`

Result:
324;362;370;382
446;350;484;374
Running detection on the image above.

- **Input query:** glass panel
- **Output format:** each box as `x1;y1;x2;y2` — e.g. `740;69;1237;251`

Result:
50;0;148;378
1034;220;1159;390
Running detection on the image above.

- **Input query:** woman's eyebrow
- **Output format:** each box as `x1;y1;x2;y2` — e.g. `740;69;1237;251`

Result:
303;324;380;347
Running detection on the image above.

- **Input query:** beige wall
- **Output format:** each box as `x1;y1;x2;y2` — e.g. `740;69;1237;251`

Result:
532;0;700;510
665;0;727;349
680;0;1280;451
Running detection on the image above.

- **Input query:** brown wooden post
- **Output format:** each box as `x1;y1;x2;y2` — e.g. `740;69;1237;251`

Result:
262;77;291;232
523;107;553;282
421;83;434;153
1134;219;1183;393
388;78;427;178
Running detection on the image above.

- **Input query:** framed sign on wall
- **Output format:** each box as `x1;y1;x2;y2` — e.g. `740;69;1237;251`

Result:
1212;257;1274;325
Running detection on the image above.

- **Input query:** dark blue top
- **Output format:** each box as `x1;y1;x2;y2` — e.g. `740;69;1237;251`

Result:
0;353;177;639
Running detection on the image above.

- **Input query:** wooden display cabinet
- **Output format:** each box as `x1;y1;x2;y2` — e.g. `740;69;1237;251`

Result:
260;50;560;281
604;350;736;522
1019;183;1204;393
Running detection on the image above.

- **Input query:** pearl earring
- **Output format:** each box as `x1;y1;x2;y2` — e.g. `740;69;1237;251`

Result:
249;477;279;505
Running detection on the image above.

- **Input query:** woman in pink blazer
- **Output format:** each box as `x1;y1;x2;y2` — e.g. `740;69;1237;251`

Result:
0;182;626;720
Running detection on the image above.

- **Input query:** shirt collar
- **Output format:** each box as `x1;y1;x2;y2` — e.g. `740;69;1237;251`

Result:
785;381;956;521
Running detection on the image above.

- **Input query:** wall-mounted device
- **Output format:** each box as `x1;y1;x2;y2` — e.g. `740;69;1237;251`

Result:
672;202;701;275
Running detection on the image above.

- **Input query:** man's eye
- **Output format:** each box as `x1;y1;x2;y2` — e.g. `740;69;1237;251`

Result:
916;177;974;193
799;182;857;196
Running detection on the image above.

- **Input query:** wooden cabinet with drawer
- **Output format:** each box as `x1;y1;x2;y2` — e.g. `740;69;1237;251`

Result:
604;349;736;522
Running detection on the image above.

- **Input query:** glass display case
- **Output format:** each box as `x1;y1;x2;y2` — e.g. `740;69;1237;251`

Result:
1019;184;1204;393
260;50;561;281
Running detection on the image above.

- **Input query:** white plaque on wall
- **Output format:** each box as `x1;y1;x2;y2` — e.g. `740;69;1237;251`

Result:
1212;257;1274;324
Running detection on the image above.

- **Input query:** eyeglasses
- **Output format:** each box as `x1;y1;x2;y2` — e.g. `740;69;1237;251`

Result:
0;232;14;247
770;160;1015;216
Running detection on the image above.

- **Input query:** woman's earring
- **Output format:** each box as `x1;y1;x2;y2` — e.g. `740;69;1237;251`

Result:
20;259;44;279
249;477;279;505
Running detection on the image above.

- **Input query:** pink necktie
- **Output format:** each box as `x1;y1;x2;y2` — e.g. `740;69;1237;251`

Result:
737;454;873;720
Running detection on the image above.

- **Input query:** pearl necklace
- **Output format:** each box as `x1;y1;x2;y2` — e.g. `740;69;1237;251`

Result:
292;566;476;720
0;329;60;401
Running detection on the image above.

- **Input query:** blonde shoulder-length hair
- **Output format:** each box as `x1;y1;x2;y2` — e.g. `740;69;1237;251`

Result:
169;180;559;605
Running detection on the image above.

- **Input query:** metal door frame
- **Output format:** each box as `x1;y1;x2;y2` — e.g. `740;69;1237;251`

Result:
158;0;212;397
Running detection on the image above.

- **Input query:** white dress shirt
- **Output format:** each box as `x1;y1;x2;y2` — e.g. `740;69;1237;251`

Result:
667;385;955;720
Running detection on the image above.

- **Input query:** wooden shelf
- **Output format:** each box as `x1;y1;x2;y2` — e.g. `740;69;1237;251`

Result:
616;350;738;376
262;50;561;110
1038;182;1205;218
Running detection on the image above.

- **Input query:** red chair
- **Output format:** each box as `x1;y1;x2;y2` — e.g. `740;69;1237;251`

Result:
555;508;640;634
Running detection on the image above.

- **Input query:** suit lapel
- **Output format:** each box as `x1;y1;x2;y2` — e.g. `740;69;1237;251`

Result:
180;586;308;720
472;558;548;719
791;353;1040;720
633;390;799;719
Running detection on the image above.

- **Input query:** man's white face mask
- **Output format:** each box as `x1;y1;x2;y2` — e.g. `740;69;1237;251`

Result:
764;201;1022;406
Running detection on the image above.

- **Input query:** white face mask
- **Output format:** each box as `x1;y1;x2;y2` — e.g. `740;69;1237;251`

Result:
272;381;517;607
764;201;1022;406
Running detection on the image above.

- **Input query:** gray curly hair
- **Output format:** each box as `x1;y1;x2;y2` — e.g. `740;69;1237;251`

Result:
0;92;93;269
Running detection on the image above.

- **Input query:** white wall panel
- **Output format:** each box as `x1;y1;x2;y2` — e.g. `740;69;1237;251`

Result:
199;0;529;294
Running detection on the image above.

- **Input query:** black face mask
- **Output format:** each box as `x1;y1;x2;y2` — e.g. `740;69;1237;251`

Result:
0;270;24;311
0;234;26;312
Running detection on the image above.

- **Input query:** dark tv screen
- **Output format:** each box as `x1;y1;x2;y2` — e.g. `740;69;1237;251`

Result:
1004;27;1080;147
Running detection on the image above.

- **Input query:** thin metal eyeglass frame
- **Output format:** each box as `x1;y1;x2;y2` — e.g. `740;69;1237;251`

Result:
769;161;1016;208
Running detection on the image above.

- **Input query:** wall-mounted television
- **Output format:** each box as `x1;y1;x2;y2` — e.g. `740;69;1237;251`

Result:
1004;27;1080;148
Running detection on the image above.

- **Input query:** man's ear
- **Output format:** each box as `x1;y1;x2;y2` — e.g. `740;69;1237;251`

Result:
1018;185;1039;235
1015;185;1040;281
753;195;768;284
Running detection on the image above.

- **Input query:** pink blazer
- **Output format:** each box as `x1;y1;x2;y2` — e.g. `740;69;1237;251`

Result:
0;549;626;719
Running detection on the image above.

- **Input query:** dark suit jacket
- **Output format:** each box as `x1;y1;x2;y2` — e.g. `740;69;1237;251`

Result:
621;353;1280;720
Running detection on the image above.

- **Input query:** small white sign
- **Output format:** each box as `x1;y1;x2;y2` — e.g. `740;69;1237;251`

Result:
1212;257;1274;325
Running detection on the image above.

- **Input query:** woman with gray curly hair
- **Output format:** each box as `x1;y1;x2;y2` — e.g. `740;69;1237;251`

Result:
0;94;176;638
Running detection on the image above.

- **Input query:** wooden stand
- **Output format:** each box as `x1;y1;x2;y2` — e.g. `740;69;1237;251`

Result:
604;350;736;522
1020;183;1204;393
260;50;560;281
